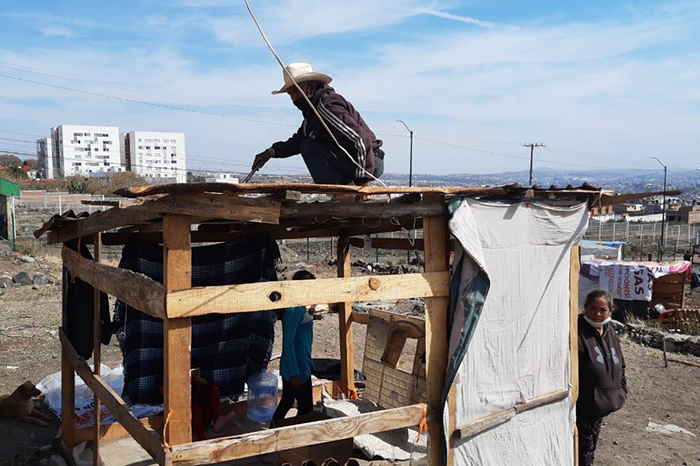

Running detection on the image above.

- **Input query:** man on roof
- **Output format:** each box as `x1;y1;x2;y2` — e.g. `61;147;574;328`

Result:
251;63;385;185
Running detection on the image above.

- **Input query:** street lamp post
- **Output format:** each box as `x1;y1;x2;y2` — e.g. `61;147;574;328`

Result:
396;120;413;187
652;157;667;261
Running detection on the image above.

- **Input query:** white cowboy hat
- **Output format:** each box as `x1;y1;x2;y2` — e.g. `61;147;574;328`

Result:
271;62;332;95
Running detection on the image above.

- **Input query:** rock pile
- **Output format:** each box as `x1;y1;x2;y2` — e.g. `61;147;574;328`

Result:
612;320;700;358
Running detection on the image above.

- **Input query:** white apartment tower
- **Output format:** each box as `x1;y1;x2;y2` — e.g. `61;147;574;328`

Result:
123;131;186;183
36;137;54;179
48;125;124;178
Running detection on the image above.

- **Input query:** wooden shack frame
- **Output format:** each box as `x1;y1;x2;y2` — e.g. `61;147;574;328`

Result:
35;182;656;466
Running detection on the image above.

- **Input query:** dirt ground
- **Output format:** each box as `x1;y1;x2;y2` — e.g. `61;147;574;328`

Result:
1;246;700;465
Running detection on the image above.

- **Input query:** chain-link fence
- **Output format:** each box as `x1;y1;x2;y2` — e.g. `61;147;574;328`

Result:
585;220;699;261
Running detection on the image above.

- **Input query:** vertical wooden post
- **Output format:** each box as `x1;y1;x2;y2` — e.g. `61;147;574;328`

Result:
93;233;101;465
61;264;76;448
163;215;192;445
423;203;450;466
337;235;355;396
570;245;580;466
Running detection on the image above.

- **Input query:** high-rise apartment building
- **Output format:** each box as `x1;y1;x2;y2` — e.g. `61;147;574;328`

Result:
123;131;186;183
36;137;54;179
48;125;124;178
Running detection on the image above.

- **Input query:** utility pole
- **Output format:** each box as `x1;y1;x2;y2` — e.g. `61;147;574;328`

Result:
522;143;545;186
652;157;667;261
396;120;413;187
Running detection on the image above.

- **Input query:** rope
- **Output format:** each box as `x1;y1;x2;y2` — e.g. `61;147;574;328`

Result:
415;403;428;444
243;0;386;186
162;410;173;449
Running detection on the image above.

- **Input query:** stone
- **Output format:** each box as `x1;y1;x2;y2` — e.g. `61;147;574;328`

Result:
20;255;36;263
48;454;68;466
33;273;52;285
0;276;12;288
12;271;33;286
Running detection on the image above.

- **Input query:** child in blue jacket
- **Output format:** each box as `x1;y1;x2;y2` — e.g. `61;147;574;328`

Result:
273;270;315;422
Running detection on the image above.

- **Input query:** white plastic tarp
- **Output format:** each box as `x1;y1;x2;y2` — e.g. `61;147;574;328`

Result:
446;199;588;466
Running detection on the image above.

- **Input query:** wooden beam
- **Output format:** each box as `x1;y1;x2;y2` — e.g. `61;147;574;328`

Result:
166;271;450;318
570;246;579;410
92;233;101;466
570;245;580;466
74;416;165;446
115;182;509;198
62;246;166;319
59;329;167;465
422;203;450;466
163;214;193;446
455;389;569;440
61;266;76;449
131;194;281;225
47;208;160;244
280;201;446;219
348;237;456;251
169;404;426;465
97;217;424;245
337;236;355;396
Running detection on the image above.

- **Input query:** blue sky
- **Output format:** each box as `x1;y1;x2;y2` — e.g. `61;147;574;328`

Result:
0;0;699;179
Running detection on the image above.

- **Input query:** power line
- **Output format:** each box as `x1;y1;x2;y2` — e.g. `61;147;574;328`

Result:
0;61;294;120
0;73;298;129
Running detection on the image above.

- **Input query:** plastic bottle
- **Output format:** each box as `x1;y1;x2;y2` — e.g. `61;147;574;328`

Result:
246;372;278;423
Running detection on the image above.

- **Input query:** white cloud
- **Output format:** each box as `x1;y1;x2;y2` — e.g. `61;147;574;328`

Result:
419;8;495;28
1;2;699;175
40;26;74;37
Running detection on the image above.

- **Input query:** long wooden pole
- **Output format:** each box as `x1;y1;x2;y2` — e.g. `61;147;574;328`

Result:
92;233;101;466
61;264;76;448
423;200;451;466
163;214;193;446
570;245;580;466
337;235;355;396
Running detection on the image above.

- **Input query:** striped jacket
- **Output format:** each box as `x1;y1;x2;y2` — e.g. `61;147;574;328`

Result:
270;85;382;181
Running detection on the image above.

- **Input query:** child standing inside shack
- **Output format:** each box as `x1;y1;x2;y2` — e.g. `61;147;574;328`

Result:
273;270;316;423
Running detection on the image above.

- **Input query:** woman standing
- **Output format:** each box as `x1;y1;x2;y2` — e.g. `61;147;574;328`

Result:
577;290;628;465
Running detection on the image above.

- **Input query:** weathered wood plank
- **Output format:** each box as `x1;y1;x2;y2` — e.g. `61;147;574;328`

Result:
455;389;569;440
163;215;193;446
115;182;509;198
92;233;101;466
422;202;450;466
169;404;426;465
348;237;456;251
131;194;281;225
337;236;355;396
166;271;450;318
570;246;579;410
280;201;446;219
47;208;160;244
61;266;76;448
62;246;166;319
59;329;167;465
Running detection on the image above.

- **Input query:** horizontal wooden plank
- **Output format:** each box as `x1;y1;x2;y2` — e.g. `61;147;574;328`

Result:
348;237;456;251
166;271;450;318
47;208;160;244
169;403;426;465
115;182;510;197
280;201;446;219
130;194;281;225
59;329;167;465
454;389;569;440
62;246;166;319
